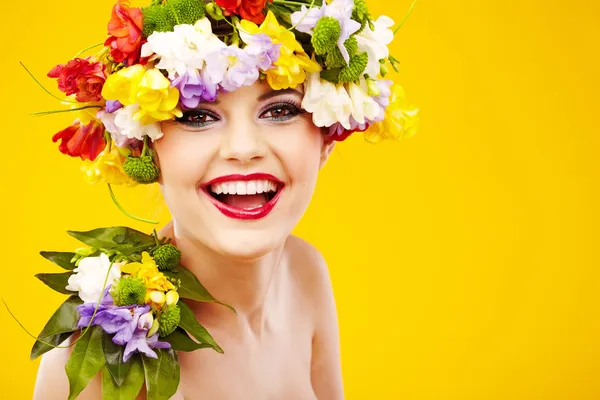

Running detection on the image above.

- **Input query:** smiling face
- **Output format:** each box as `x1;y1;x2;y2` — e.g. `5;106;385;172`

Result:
154;80;334;259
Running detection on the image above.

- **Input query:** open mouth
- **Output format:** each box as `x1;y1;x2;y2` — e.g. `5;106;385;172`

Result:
200;175;285;220
208;180;281;210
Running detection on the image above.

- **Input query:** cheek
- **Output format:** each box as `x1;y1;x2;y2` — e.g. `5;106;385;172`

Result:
154;124;216;189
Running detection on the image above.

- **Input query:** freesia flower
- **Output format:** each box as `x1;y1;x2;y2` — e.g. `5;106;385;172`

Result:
66;253;121;303
291;0;362;64
347;80;380;126
210;46;261;92
121;252;176;293
240;11;320;90
104;0;146;66
141;18;226;79
96;109;141;147
134;69;182;122
77;287;170;362
302;72;352;128
80;144;137;186
172;68;220;108
216;0;273;24
239;33;281;71
101;64;146;106
52;119;106;161
363;83;419;143
355;15;395;77
113;105;164;141
47;57;107;102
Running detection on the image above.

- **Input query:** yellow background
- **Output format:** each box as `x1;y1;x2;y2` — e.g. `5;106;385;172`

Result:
1;0;599;398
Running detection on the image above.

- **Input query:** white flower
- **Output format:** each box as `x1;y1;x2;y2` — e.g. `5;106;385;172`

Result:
141;18;226;79
66;253;121;304
302;72;353;129
356;15;395;77
347;79;381;125
114;105;163;141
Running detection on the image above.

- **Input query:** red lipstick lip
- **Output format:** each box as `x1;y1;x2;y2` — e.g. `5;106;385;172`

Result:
201;173;283;188
199;173;285;221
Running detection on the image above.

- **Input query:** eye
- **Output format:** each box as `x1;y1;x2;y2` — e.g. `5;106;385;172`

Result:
177;110;219;127
260;102;302;121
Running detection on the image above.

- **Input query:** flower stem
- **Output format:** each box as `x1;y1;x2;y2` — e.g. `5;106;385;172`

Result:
286;0;316;32
393;0;419;35
19;62;78;104
108;184;159;225
73;42;104;59
30;105;103;117
272;0;310;6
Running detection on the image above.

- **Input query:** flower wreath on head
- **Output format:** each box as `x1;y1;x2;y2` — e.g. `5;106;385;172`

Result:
8;0;418;399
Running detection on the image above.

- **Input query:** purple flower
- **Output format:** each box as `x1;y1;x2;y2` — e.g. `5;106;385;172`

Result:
172;68;220;108
217;47;261;92
124;330;171;362
76;286;171;362
106;100;123;113
242;33;281;71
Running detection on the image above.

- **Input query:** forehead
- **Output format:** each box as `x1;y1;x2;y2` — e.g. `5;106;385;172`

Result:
212;80;304;105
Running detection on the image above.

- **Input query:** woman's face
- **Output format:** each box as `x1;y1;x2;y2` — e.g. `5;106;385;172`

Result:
155;81;333;259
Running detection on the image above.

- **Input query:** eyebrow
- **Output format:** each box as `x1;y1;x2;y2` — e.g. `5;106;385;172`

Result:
258;88;303;102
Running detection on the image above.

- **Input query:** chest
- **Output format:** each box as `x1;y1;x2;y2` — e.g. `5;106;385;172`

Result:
175;325;315;400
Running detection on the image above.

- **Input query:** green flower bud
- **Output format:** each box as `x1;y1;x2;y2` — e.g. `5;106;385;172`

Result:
326;36;358;68
113;278;146;307
380;62;389;77
205;2;224;20
352;0;371;34
366;78;381;97
148;319;160;337
123;155;160;184
75;247;96;257
312;17;341;55
158;305;181;337
338;52;369;83
153;244;181;271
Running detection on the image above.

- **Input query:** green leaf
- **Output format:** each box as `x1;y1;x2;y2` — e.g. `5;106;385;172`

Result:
40;251;77;270
164;265;234;312
162;327;213;352
101;357;144;400
31;296;82;360
67;227;156;256
178;301;223;353
35;272;74;295
102;332;131;386
65;326;105;400
142;349;180;400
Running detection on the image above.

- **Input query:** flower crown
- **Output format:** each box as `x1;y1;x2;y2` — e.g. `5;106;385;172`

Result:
40;0;418;197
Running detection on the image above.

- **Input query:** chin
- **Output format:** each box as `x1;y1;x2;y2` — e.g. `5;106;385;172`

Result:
208;227;287;261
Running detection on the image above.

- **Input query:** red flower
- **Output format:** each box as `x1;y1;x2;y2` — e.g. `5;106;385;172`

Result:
238;0;272;24
215;0;272;24
215;0;242;13
53;120;107;161
47;58;107;103
104;0;145;66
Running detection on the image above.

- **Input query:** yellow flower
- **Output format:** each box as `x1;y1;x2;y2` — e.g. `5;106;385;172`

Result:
133;69;182;123
121;252;176;293
80;145;137;186
240;11;321;90
101;66;182;123
364;83;419;143
101;64;146;106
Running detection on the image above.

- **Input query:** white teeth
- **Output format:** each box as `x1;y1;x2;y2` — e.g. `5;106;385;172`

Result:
210;180;279;195
247;181;257;195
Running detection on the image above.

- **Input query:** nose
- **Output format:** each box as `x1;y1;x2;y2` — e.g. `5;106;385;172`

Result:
219;120;267;163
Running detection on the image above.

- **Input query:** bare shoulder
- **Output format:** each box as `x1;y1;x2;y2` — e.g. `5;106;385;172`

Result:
284;235;344;399
284;234;331;290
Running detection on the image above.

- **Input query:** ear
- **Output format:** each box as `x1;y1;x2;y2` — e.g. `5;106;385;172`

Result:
319;135;336;169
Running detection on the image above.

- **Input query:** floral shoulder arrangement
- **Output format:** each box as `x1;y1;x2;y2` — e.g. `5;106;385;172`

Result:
11;0;419;399
31;226;228;399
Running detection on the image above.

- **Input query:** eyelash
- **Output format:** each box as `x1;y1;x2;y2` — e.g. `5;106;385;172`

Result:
177;100;303;128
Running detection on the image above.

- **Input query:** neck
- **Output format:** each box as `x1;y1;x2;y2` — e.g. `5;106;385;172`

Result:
172;224;286;328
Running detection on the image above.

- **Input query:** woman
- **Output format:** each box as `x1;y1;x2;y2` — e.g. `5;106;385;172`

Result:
35;80;342;399
30;0;416;398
